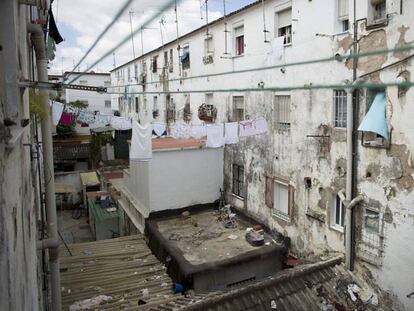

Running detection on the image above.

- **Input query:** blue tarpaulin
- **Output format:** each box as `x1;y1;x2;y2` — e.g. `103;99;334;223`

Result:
358;92;388;139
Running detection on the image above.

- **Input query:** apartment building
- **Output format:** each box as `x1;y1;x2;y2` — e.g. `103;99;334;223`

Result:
111;1;414;309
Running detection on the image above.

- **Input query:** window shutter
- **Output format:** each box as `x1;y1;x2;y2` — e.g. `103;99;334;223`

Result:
338;0;349;20
371;0;385;5
278;9;292;28
265;176;274;209
288;185;295;217
234;26;244;37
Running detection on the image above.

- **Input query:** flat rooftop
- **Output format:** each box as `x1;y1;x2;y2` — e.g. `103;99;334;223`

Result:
146;205;288;292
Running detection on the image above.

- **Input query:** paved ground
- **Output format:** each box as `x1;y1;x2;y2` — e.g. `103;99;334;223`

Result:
58;209;93;245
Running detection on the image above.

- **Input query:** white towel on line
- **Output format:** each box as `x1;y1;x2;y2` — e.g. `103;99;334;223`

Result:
206;124;224;148
130;121;152;161
224;122;239;144
51;101;64;126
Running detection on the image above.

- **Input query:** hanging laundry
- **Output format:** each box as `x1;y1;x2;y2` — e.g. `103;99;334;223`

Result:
255;118;268;135
59;112;73;126
110;116;132;130
152;122;167;137
130;121;152;161
272;36;285;60
189;124;207;139
48;9;63;44
358;92;388;139
77;111;95;125
171;123;191;139
224;122;239;144
206;124;225;148
51;101;64;126
64;105;79;115
239;119;256;137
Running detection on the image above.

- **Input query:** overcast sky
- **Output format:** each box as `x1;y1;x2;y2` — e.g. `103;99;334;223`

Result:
50;0;256;75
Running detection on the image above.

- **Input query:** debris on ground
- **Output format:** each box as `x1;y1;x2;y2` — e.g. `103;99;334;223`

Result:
69;295;112;311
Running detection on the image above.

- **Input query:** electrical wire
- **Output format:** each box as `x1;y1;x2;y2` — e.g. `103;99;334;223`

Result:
67;0;180;85
107;44;414;88
105;81;414;95
65;0;135;81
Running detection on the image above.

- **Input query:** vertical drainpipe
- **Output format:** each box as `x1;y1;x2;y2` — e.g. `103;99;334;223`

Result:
27;24;62;311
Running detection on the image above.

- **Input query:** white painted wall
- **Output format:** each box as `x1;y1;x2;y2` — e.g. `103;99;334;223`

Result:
113;0;414;309
126;147;223;214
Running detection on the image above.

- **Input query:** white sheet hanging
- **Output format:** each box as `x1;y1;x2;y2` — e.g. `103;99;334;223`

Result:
255;118;268;135
130;121;152;161
239;119;256;137
171;123;191;139
272;36;285;60
110;116;132;130
224;122;239;144
152;122;167;137
189;124;207;139
51;101;64;126
206;124;224;148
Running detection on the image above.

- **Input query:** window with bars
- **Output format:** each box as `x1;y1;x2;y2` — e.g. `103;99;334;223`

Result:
232;164;244;198
151;56;158;73
135;97;139;113
274;95;291;130
234;25;244;56
104;100;111;108
232;96;244;122
276;9;292;44
333;89;347;128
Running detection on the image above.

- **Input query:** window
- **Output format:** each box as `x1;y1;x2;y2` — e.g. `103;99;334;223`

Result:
104;81;111;87
169;49;173;73
338;0;349;31
333;89;347;128
151;56;158;73
273;180;290;221
233;96;244;122
232;164;244;198
205;93;213;105
204;36;213;55
276;9;292;44
234;25;244;56
357;208;383;265
104;100;111;108
274;95;291;130
127;67;131;81
164;51;168;68
135;97;139;113
134;63;138;79
181;45;190;70
372;0;386;20
331;194;345;230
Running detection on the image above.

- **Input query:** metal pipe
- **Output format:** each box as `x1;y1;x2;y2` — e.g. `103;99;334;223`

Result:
345;195;365;270
28;23;62;311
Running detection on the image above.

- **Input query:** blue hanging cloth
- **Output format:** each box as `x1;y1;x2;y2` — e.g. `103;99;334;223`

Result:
358;92;388;139
180;52;189;62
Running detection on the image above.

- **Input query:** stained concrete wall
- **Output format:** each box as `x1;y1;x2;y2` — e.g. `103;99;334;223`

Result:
113;0;414;309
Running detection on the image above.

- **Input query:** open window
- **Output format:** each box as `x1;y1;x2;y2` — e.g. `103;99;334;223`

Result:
330;194;345;232
203;35;214;64
234;25;244;56
276;8;292;45
368;0;387;27
359;89;390;148
337;0;349;32
181;45;190;70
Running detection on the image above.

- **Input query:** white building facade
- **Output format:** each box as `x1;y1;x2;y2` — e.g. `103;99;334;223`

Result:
64;71;112;115
111;1;414;309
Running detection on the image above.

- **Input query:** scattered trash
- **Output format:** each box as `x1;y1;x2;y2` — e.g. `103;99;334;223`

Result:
265;242;271;245
174;283;185;293
69;295;112;311
347;284;360;302
270;299;277;309
82;250;92;256
141;288;149;298
245;230;264;246
228;234;238;240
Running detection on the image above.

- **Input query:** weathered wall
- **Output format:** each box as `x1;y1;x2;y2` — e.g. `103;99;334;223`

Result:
112;0;414;309
0;1;42;310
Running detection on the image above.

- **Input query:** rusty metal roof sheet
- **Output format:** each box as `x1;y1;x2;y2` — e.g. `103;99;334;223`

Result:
60;235;182;310
148;257;375;311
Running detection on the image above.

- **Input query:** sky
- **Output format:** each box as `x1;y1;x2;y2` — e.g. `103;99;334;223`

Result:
50;0;256;75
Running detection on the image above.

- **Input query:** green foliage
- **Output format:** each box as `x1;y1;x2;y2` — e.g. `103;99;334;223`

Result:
29;90;48;120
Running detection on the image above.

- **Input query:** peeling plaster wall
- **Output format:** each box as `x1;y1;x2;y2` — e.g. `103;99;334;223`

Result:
0;1;40;310
113;0;414;309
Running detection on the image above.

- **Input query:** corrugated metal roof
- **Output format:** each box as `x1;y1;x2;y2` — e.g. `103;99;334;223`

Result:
79;172;100;187
60;235;181;310
148;257;376;311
